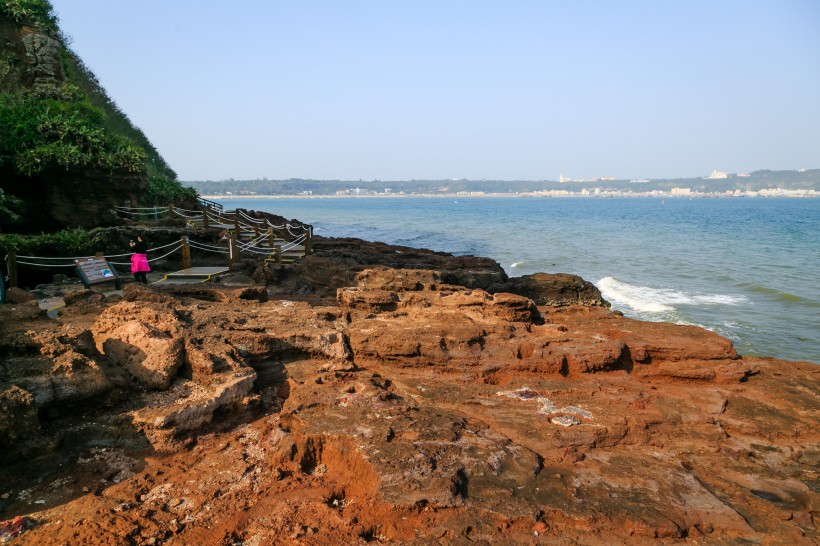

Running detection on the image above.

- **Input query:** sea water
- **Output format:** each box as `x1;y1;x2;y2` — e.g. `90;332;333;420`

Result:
215;196;820;363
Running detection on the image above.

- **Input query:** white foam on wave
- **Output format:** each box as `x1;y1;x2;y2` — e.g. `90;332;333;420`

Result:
510;262;523;269
596;277;748;315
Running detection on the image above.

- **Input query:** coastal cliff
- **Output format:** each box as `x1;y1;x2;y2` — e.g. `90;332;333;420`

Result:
0;245;816;544
0;0;194;233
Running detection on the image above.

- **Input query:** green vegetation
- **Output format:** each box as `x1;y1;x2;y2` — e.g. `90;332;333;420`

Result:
0;84;147;176
0;0;198;233
142;171;198;205
0;227;103;256
0;0;57;29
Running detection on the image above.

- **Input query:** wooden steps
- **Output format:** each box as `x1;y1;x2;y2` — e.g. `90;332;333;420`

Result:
155;266;230;285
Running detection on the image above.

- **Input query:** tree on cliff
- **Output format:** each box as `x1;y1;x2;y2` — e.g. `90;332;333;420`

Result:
0;0;196;233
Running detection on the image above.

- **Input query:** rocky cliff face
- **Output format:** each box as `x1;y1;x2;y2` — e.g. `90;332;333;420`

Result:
0;3;186;233
0;267;816;544
0;18;61;89
0;10;148;232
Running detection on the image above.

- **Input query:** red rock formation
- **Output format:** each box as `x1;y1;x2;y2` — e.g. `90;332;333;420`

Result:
0;269;816;544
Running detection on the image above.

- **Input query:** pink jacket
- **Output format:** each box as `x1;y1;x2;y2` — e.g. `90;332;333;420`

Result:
130;253;150;273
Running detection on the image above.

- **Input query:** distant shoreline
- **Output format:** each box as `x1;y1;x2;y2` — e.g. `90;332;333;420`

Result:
201;193;819;199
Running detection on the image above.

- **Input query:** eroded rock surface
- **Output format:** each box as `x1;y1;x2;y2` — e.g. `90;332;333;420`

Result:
490;271;610;307
0;269;816;545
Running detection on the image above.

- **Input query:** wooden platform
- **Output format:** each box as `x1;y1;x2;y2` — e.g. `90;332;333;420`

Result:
155;266;230;284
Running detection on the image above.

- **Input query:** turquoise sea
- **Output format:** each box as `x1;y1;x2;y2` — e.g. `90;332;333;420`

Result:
215;196;820;364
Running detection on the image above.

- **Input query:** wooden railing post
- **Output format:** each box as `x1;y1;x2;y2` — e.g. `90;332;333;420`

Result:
234;210;240;233
304;227;312;255
7;251;17;288
275;245;281;264
202;207;210;228
267;228;274;248
181;236;191;269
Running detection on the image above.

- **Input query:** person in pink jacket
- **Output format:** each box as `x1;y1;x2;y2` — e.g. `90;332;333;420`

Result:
129;234;150;284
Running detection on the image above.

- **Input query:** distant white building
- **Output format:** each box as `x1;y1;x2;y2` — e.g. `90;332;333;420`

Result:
707;170;728;179
671;187;692;196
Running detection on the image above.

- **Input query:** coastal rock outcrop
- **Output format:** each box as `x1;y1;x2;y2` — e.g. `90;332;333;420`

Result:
0;269;817;545
489;271;610;307
298;236;509;296
91;301;186;390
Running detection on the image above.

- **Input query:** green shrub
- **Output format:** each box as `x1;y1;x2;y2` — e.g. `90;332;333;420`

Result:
0;227;103;256
0;0;58;29
141;172;198;206
0;85;147;176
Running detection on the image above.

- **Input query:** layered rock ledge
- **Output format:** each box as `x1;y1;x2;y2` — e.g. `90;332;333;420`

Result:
0;264;817;545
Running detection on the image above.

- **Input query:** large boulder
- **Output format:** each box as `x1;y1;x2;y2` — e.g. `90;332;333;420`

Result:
296;237;508;296
490;272;610;307
91;302;185;390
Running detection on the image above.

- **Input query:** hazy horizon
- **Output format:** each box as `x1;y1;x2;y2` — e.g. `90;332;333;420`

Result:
51;1;820;182
184;167;817;184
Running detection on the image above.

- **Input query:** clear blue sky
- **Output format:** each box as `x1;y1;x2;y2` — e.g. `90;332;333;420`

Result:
50;0;820;181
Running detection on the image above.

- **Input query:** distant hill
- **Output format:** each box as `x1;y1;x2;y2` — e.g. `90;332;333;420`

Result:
0;0;195;233
185;169;820;197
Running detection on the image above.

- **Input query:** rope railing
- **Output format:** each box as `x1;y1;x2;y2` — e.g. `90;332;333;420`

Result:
189;241;229;254
209;209;305;239
286;224;303;238
14;260;77;268
205;211;235;226
238;210;266;225
281;234;307;252
237;234;270;251
115;206;171;218
238;246;279;256
11;240;184;268
4;211;312;286
108;243;183;266
172;209;203;219
188;239;227;251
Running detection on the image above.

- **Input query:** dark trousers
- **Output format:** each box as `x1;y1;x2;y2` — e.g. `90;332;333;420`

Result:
134;272;148;284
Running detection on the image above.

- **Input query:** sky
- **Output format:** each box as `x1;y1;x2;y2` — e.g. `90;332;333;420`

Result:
49;0;820;182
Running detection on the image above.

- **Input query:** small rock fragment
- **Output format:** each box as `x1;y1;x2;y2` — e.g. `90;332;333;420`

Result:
551;415;581;427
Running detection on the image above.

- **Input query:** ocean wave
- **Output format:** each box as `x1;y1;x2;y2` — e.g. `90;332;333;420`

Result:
511;262;523;269
736;282;820;306
596;277;748;315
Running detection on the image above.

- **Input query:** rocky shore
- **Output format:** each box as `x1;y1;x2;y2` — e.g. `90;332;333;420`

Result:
0;226;817;545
